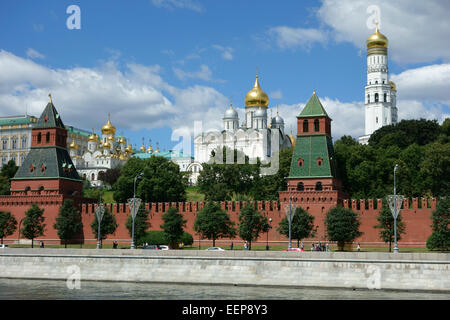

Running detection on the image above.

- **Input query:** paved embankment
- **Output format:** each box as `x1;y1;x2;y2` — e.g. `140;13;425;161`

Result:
0;249;449;292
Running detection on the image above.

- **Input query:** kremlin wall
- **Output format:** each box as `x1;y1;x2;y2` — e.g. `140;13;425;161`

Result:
0;196;436;246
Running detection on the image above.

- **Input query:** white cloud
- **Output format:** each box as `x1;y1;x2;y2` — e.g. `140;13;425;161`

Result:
268;26;328;50
0;50;227;135
317;0;450;64
26;48;45;60
173;64;226;83
212;45;234;60
151;0;204;12
270;90;283;99
391;64;450;104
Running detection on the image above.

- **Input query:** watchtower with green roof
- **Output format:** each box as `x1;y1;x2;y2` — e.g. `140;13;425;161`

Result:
283;91;344;197
10;95;83;197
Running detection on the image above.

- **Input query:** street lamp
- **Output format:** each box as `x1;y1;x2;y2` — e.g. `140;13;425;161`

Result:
95;203;105;249
387;164;404;254
284;177;293;250
266;218;272;251
128;172;143;249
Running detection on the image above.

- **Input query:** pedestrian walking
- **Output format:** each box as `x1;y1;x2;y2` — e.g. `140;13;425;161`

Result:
300;241;304;251
357;243;361;252
326;243;329;252
230;242;234;250
40;241;44;248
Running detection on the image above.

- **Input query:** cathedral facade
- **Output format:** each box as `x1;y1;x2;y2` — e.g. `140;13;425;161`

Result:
70;115;133;186
359;24;398;144
194;75;293;167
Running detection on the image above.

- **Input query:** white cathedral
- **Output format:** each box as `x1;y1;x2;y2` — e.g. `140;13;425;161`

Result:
358;24;398;144
194;75;293;166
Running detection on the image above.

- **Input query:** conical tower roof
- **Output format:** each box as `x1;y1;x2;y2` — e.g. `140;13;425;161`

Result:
35;94;65;129
298;91;330;119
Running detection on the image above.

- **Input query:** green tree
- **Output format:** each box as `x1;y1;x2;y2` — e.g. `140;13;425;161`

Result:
90;206;118;246
125;206;151;246
373;200;406;252
53;199;83;248
98;167;121;189
21;203;46;248
277;207;317;247
0;211;17;244
160;207;186;249
324;206;362;251
194;202;236;247
114;156;187;203
238;204;268;250
419;142;450;197
426;198;450;251
0;176;10;195
0;160;18;179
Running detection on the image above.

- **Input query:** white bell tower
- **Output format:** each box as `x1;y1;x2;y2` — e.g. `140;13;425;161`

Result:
359;23;397;145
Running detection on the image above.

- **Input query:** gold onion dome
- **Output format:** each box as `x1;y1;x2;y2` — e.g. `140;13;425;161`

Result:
367;24;388;48
103;141;111;148
101;114;116;135
389;80;396;91
69;141;78;149
147;146;154;153
245;75;269;108
107;135;115;142
88;132;98;142
119;153;127;161
126;144;133;153
140;144;146;152
118;137;126;144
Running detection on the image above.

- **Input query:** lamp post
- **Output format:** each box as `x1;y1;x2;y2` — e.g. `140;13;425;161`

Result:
266;218;272;251
387;164;403;254
128;173;143;249
284;177;293;250
95;204;105;249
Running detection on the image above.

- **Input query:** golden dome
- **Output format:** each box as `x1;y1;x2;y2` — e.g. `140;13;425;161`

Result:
389;80;396;91
118;136;126;144
101;114;116;135
107;135;115;142
126;144;133;153
119;153;127;161
69;141;78;149
103;141;111;148
245;75;269;108
139;144;146;152
367;24;388;49
88;132;98;142
147;145;154;153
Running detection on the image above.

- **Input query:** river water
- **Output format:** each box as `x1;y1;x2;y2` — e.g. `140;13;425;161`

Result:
0;278;448;300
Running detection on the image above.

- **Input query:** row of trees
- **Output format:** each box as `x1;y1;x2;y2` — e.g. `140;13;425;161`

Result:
0;197;448;250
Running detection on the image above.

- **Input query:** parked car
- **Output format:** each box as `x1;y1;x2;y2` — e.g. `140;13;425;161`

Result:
205;247;225;251
283;248;304;252
159;245;169;250
0;244;8;248
142;244;160;250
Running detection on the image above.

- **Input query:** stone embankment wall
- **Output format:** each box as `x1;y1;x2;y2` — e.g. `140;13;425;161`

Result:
0;249;448;292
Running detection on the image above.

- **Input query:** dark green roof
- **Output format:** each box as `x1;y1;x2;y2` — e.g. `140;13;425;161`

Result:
13;146;81;181
34;102;65;129
0;115;37;126
298;93;329;118
66;126;91;137
289;135;337;178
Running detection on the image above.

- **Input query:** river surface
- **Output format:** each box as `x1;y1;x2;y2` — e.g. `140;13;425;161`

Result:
0;278;449;300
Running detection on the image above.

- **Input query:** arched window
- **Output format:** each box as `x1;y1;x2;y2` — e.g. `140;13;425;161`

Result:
375;93;379;102
12;137;17;149
297;182;304;191
91;173;95;181
303;120;309;132
46;132;50;143
317;157;323;166
314;119;319;132
297;158;303;167
37;132;42;144
21;136;27;148
384;93;387;102
367;94;370;103
315;182;322;191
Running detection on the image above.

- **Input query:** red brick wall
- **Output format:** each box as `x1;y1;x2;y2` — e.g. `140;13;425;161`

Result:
0;196;436;247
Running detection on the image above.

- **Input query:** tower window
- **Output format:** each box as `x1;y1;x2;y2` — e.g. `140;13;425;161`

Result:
315;182;323;191
375;93;379;102
376;117;378;124
297;158;304;167
375;81;378;84
317;157;323;166
297;182;304;191
37;132;42;144
314;119;319;132
384;93;387;102
367;94;370;103
303;120;309;132
46;132;50;143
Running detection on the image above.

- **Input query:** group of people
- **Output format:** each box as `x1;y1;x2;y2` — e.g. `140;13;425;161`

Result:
309;242;329;252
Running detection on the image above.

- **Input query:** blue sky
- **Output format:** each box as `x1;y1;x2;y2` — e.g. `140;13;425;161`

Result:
1;0;449;153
